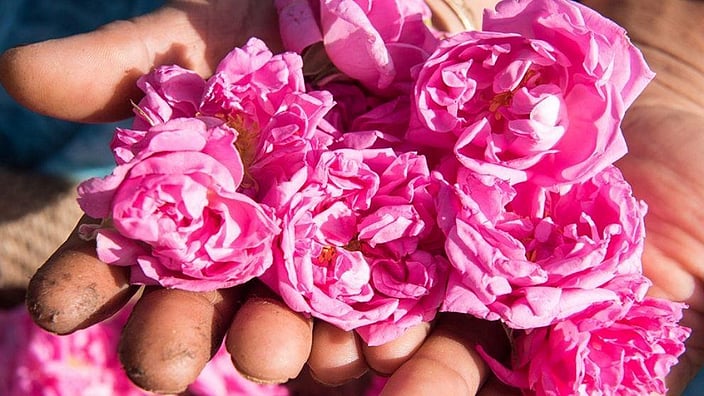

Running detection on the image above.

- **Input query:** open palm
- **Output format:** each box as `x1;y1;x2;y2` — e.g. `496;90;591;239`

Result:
617;88;704;394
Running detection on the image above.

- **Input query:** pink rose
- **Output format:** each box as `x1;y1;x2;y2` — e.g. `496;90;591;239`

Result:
0;306;146;396
440;166;648;328
484;0;653;109
123;37;335;177
276;0;438;96
409;0;653;185
200;38;306;120
243;89;337;207
262;149;446;345
78;118;280;291
316;81;379;133
80;38;338;291
311;80;413;153
112;64;208;166
355;250;448;344
321;0;437;95
481;297;691;395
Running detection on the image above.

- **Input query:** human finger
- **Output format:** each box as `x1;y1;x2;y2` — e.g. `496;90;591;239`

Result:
226;285;313;384
362;322;432;375
379;313;509;396
119;286;241;394
25;216;139;335
286;366;375;395
0;0;281;123
307;321;368;386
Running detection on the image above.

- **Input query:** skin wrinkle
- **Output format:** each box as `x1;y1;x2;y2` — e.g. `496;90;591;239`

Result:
637;46;704;111
583;0;704;112
619;108;704;270
99;19;153;71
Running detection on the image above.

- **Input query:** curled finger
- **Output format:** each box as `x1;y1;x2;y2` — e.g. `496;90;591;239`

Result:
26;216;138;334
226;285;313;384
307;320;368;386
380;313;510;396
119;286;241;394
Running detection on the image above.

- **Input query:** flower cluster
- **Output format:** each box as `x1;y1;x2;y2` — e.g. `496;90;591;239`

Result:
480;296;691;395
76;0;690;393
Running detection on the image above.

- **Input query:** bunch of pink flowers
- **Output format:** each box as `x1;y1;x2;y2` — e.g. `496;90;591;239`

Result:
76;0;690;394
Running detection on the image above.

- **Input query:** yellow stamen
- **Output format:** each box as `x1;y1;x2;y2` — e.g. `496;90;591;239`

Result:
318;246;338;264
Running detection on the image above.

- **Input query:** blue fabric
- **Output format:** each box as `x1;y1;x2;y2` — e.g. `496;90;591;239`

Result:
685;367;704;396
0;0;163;179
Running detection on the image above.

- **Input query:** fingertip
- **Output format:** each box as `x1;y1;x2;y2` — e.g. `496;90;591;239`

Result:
379;314;510;396
226;296;313;384
308;321;368;386
379;356;470;396
363;322;431;375
119;288;238;393
0;35;144;122
25;228;137;334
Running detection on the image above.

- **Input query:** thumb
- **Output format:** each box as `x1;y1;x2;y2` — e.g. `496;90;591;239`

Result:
0;0;280;123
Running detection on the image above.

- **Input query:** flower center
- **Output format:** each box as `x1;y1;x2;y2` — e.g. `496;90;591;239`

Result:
228;114;260;169
488;69;538;120
226;114;260;190
316;237;364;265
317;246;338;265
488;91;514;120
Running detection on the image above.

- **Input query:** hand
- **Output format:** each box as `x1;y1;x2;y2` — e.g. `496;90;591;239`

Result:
582;0;704;394
0;1;512;394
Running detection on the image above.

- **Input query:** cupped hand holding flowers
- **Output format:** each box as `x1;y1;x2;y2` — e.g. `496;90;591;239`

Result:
2;2;701;396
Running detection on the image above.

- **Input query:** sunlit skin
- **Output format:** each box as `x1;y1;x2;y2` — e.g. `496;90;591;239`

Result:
1;0;701;395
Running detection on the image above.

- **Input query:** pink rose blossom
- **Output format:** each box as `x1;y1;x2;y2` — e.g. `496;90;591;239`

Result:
262;149;447;345
121;37;336;186
321;0;437;95
199;38;310;128
316;80;379;133
409;0;653;185
276;0;438;96
0;306;147;396
484;0;653;109
440;166;648;328
332;95;410;152
79;38;339;291
78;118;280;291
481;297;691;395
313;80;413;152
